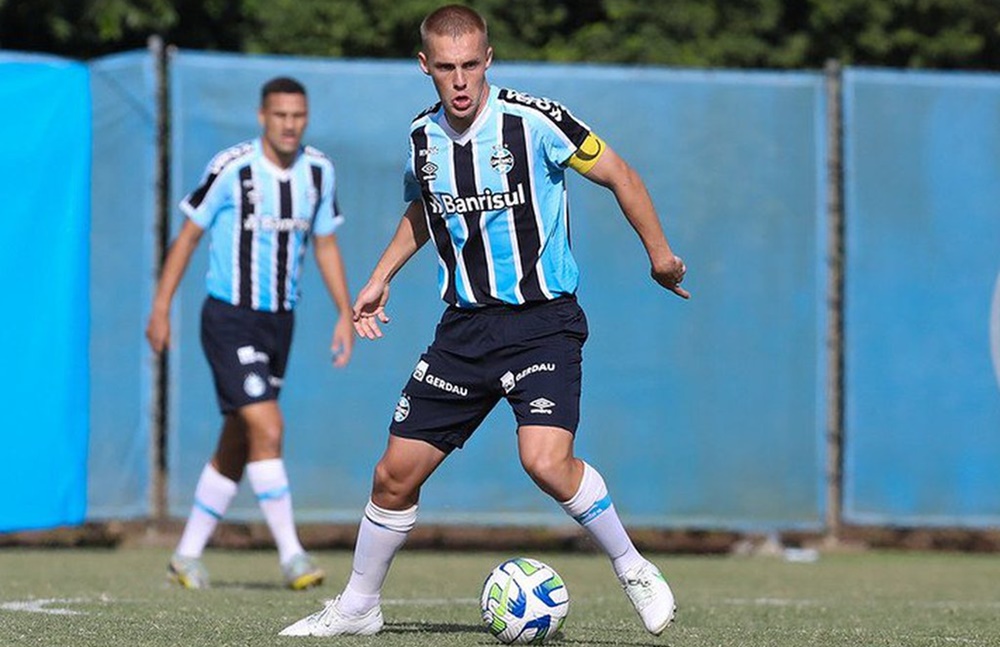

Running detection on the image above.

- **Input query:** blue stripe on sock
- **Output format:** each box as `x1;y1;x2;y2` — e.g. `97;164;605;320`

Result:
574;494;612;525
255;485;289;502
194;499;223;520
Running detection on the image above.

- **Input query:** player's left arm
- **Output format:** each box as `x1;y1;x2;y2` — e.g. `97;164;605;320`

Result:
313;233;355;367
570;134;689;299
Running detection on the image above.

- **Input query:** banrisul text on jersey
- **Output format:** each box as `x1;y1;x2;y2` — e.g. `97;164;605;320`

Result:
404;86;592;308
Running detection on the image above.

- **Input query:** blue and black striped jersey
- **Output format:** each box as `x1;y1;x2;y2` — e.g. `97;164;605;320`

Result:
404;85;591;308
181;138;343;312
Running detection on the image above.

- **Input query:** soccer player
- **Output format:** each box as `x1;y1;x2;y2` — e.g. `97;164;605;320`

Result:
281;4;687;636
146;76;354;591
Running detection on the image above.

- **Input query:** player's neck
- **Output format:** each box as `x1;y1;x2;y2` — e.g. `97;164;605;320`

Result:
261;141;298;169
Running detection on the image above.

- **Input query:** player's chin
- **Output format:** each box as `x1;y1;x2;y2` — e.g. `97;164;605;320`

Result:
449;99;473;115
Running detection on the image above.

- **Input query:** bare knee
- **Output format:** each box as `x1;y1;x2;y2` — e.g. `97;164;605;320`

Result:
521;451;559;483
239;402;284;460
371;459;420;509
520;453;579;500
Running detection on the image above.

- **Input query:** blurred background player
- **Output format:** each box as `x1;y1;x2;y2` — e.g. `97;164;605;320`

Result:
145;76;354;590
281;4;686;636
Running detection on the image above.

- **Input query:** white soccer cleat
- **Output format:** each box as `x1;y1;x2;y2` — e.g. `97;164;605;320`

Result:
278;596;384;637
619;560;676;635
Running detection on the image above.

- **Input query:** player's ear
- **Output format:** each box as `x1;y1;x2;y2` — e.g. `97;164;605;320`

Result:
485;46;493;69
257;106;266;128
418;51;430;75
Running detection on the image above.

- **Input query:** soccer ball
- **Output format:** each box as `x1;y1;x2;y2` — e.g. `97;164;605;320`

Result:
480;557;569;644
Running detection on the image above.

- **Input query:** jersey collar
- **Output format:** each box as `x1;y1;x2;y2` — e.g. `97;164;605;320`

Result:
255;137;302;180
436;84;499;146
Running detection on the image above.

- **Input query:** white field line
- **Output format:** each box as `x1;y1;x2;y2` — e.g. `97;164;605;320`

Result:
0;598;89;616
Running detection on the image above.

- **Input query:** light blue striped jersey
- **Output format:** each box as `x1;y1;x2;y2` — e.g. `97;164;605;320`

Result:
404;85;592;308
180;138;343;312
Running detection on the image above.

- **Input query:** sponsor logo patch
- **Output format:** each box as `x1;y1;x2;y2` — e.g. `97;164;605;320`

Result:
529;397;556;415
242;216;311;232
237;345;270;365
502;89;566;122
515;362;556;382
424;373;468;397
500;371;515;394
427;184;526;215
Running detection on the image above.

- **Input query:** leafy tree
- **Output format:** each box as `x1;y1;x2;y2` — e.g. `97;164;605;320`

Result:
0;0;176;58
1;0;999;70
240;0;435;57
805;0;1000;69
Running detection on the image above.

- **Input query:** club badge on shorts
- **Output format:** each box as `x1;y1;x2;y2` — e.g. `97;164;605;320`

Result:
394;394;411;422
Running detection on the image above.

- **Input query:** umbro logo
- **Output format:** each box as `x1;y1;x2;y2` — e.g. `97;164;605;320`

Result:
529;397;555;414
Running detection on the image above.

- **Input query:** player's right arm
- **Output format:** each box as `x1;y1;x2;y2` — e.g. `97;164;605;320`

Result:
146;218;205;353
352;201;429;340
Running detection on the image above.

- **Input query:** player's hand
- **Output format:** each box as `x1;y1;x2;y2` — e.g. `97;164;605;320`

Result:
145;309;171;352
651;255;690;299
352;279;391;340
329;313;355;367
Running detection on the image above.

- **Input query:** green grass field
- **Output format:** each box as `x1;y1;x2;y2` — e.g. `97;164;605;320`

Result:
1;547;999;646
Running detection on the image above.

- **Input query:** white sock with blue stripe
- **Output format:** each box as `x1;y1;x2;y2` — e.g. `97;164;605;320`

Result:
338;500;418;616
176;463;238;558
247;458;304;564
560;461;645;577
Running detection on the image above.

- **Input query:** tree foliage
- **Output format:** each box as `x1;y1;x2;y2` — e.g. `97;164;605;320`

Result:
1;0;999;69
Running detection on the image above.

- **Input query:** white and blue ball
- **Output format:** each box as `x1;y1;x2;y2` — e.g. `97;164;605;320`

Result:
480;557;569;644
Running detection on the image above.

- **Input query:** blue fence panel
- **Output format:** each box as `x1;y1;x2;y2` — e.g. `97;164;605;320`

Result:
88;50;157;519
168;52;827;529
487;65;828;529
0;54;90;532
843;69;1000;526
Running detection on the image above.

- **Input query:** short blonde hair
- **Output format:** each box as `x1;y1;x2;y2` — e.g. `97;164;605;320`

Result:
420;4;488;47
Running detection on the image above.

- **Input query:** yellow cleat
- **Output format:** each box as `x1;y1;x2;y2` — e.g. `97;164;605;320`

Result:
282;552;325;590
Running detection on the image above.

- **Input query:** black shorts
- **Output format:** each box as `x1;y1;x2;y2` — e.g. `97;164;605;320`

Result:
389;296;589;453
200;297;294;413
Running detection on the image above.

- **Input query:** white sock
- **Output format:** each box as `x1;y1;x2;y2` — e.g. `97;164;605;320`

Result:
559;461;645;577
337;500;417;616
175;463;238;558
247;458;304;564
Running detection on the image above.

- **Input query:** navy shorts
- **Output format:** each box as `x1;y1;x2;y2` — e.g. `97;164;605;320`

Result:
389;296;589;453
200;297;294;413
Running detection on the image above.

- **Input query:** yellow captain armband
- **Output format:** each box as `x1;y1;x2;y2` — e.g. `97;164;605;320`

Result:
567;132;607;174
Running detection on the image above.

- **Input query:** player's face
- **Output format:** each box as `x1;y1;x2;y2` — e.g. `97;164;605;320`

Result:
419;30;493;132
258;92;308;167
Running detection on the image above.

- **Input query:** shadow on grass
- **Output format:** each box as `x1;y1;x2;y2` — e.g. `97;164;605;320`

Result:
560;638;672;647
382;624;670;646
211;580;298;591
381;621;484;634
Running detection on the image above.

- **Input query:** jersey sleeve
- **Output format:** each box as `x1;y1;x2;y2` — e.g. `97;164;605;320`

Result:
403;138;422;203
179;158;232;229
313;161;344;236
501;89;592;170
